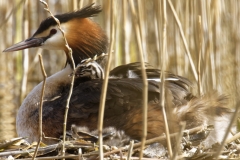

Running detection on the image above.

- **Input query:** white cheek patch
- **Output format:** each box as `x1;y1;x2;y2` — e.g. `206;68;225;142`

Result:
41;31;65;50
34;25;68;50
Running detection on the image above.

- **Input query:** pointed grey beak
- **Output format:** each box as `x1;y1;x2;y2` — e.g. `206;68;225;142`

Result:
3;37;44;52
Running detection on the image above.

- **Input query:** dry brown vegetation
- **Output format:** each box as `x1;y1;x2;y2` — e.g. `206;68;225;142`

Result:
0;0;239;159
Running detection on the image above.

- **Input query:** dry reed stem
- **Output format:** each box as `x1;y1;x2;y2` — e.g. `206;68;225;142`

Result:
204;0;216;91
215;102;240;159
39;0;75;157
172;122;186;160
213;0;221;91
20;1;29;103
122;0;130;64
160;0;173;157
226;129;240;144
72;0;78;10
128;0;148;159
137;0;147;61
127;140;134;160
0;143;72;158
168;0;198;81
32;54;47;160
200;0;213;91
154;1;162;58
197;15;203;96
97;1;115;160
79;0;84;9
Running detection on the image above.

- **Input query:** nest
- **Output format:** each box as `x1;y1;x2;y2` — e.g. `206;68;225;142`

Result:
1;124;240;160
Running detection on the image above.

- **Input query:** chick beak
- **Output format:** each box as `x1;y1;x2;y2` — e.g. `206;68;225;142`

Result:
3;37;44;52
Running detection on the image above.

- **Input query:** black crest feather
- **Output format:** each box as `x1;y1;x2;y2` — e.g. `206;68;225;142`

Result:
33;3;101;36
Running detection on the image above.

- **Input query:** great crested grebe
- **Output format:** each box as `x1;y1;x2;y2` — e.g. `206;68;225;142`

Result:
4;4;231;146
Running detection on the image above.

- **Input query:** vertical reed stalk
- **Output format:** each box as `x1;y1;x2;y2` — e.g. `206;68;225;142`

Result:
98;1;115;159
129;0;148;159
160;0;173;158
32;54;47;160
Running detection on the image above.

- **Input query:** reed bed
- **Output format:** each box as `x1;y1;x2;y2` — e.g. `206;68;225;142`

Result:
0;0;239;159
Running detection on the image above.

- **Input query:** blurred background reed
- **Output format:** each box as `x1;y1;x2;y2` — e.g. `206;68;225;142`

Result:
0;0;239;140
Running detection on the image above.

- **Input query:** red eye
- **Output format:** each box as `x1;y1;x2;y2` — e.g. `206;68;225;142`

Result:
50;29;57;35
